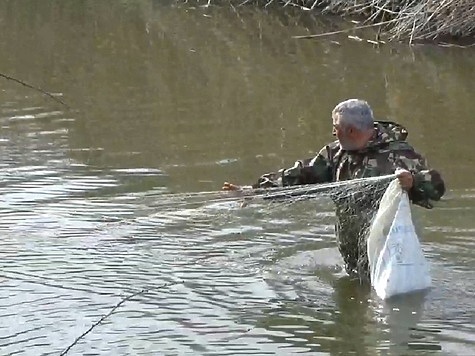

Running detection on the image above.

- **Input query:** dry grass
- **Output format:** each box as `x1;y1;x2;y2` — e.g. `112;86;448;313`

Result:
226;0;475;42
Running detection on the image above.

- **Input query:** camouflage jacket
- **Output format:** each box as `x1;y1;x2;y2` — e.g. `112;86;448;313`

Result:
252;121;445;208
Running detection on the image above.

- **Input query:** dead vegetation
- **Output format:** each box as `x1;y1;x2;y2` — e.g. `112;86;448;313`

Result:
215;0;475;43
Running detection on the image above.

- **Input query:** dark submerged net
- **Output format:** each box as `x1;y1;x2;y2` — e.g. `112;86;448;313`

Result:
262;174;395;281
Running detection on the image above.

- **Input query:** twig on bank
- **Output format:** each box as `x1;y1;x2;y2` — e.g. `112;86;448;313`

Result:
292;17;403;39
265;0;275;8
238;0;253;6
0;72;69;109
437;42;475;48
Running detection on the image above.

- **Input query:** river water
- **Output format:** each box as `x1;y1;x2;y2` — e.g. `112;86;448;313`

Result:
0;1;474;355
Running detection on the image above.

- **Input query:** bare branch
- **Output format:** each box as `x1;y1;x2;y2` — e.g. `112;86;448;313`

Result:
292;17;403;39
0;72;69;109
59;289;147;356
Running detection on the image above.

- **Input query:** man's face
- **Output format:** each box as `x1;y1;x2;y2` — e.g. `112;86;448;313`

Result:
333;118;357;150
332;117;370;151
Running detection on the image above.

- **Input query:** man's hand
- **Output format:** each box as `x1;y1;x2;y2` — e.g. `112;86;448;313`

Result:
396;169;414;191
222;182;241;191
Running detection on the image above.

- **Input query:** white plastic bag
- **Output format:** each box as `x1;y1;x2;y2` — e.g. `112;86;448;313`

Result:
367;179;431;299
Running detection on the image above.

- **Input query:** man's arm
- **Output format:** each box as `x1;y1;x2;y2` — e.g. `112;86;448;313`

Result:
392;147;445;208
223;147;333;191
252;147;333;189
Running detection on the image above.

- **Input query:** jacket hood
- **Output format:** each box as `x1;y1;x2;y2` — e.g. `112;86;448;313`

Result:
367;120;408;148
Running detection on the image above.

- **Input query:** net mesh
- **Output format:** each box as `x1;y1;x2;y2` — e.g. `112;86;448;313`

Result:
155;174;396;281
258;174;395;281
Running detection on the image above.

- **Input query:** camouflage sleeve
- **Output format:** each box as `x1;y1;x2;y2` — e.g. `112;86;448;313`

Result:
391;146;445;209
252;146;333;189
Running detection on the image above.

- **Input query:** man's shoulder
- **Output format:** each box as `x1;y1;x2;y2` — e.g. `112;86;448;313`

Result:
373;140;424;160
387;140;415;151
323;139;341;151
316;140;341;159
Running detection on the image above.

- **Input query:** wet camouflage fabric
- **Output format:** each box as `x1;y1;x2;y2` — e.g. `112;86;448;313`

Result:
251;121;445;281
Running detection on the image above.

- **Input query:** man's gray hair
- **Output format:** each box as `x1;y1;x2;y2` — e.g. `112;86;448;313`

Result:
332;99;374;131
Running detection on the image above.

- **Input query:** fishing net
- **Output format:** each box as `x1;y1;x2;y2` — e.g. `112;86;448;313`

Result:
260;174;396;282
155;174;396;282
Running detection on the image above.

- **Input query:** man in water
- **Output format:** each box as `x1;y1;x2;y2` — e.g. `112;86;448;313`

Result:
222;99;445;281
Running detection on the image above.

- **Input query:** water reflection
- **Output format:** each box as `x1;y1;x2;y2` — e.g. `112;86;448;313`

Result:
375;290;432;353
